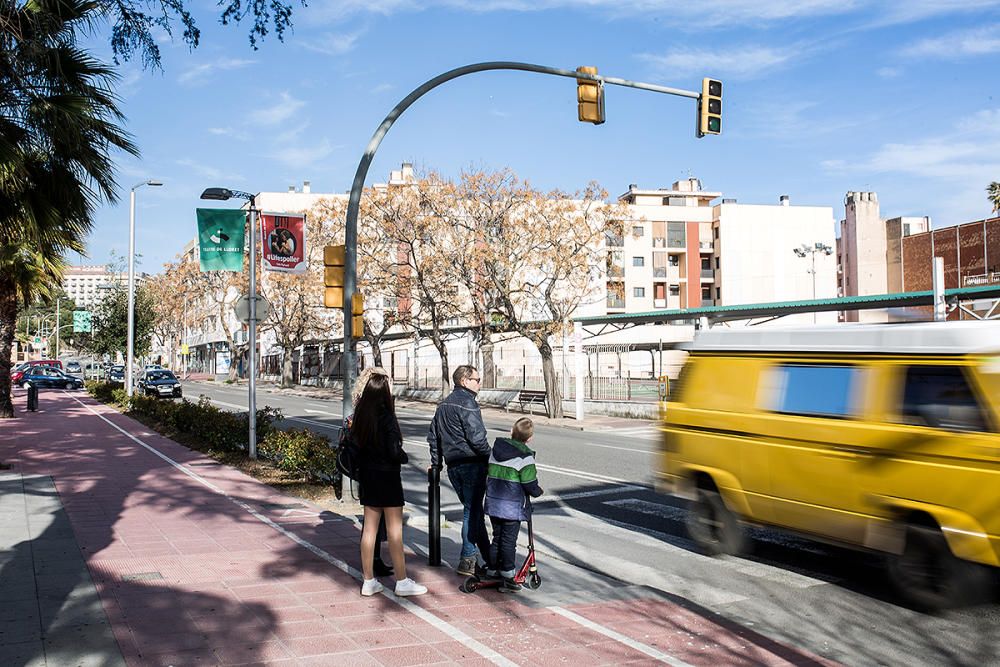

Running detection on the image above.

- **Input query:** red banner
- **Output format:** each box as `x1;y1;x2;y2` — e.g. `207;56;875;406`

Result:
259;212;307;273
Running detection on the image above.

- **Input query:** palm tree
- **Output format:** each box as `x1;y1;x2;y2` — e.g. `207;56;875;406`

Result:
988;181;1000;216
0;0;138;417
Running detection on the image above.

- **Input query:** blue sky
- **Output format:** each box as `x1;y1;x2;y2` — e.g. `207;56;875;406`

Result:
79;0;1000;273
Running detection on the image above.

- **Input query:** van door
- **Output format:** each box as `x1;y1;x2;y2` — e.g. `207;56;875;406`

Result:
861;363;1000;562
760;362;869;544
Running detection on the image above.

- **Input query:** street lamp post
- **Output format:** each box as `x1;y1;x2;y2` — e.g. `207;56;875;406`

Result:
200;187;260;459
126;179;163;397
793;242;834;323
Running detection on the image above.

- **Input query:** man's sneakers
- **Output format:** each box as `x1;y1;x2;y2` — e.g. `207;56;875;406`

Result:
394;578;428;597
456;556;476;577
499;577;522;594
360;578;384;596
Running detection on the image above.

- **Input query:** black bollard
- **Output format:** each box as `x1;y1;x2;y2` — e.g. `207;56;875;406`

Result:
26;382;38;412
428;466;441;566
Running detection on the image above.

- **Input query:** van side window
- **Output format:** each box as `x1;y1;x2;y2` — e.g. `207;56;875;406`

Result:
765;364;859;418
901;366;989;432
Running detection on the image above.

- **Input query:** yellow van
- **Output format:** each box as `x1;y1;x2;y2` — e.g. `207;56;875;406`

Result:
658;321;1000;610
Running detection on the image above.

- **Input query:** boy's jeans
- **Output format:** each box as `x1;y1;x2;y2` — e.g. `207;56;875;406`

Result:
447;462;492;563
489;516;521;579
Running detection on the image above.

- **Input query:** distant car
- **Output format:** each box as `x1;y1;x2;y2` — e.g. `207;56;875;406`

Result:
19;367;83;390
107;366;125;384
138;370;182;398
10;359;62;384
65;361;83;374
144;364;164;371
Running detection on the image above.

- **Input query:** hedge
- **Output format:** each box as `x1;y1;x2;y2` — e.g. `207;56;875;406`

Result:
85;381;342;495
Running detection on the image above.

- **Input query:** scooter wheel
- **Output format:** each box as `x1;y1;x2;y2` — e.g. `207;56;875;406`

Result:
526;573;542;590
459;577;480;594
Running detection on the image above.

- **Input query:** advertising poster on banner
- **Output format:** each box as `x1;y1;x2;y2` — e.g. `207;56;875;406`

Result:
215;351;231;374
196;209;246;271
260;212;307;273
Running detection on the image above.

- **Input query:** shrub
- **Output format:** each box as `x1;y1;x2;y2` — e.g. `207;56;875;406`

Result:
85;381;117;403
260;428;336;480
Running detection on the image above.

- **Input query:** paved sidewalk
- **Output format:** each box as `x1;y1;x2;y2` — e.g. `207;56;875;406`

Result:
0;389;837;666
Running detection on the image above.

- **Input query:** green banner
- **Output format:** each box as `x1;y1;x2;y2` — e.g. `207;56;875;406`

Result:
197;208;246;271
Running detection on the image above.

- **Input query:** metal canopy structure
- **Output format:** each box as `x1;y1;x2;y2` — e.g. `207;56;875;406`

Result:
572;284;1000;336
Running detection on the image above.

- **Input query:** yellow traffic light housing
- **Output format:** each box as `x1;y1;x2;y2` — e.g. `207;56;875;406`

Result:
576;66;605;125
698;78;722;137
323;244;345;308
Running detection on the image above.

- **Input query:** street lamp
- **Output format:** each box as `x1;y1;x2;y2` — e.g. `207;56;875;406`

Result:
127;179;163;397
200;187;260;459
793;242;834;322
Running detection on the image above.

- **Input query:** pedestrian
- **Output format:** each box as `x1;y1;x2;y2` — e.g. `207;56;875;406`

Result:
485;417;543;592
350;368;394;578
354;369;427;597
427;365;493;576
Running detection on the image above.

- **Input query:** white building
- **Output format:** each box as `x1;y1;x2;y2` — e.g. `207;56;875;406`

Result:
62;265;144;309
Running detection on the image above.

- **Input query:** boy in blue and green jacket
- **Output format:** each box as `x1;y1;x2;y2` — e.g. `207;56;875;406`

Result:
483;417;543;592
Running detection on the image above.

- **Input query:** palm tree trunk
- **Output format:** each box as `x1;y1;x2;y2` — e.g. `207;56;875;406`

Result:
0;281;18;418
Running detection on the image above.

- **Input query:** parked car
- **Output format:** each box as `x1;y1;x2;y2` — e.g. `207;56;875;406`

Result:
65;361;83;374
10;359;62;385
107;365;125;384
144;364;164;371
18;366;83;390
138;370;182;398
658;321;1000;611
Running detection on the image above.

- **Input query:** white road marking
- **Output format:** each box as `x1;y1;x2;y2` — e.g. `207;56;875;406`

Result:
69;395;516;667
535;462;631;485
548;606;692;666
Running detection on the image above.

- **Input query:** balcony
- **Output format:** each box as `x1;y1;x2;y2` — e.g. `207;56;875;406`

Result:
699;241;714;251
964;272;1000;287
652;237;666;248
700;269;715;279
653;267;667;278
653;299;667;309
605;235;624;247
606;297;625;309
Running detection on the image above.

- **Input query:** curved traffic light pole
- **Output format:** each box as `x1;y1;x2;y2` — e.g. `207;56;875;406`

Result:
340;60;700;416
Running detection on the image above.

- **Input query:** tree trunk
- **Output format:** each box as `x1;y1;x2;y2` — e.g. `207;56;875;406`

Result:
480;330;496;390
228;344;240;382
0;281;17;418
281;347;294;387
431;332;450;399
369;335;383;368
537;337;563;419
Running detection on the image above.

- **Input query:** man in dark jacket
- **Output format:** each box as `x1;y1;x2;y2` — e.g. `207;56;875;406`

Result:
428;364;492;576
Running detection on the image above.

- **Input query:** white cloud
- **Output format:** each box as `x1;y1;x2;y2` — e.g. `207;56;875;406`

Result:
268;139;337;168
177;58;254;84
900;23;1000;59
248;92;306;126
207;127;250;141
371;83;393;94
637;45;795;79
300;29;366;56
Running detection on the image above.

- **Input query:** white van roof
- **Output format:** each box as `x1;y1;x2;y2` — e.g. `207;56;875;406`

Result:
690;320;1000;355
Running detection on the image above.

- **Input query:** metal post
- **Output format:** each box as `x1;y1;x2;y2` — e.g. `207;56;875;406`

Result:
428;466;441;566
574;321;584;420
562;320;569;400
55;299;60;360
248;200;258;459
126;188;136;397
932;256;946;322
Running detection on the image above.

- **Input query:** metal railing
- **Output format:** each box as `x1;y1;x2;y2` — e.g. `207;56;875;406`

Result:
964;272;1000;287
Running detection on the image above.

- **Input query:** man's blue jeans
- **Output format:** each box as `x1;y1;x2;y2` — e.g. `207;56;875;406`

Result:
447;462;491;563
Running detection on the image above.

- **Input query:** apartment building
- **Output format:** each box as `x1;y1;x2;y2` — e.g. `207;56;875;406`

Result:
61;265;144;309
604;179;837;323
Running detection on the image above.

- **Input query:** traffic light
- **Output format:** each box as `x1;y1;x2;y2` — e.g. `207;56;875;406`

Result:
323;244;345;308
351;294;364;339
576;66;605;125
698;78;722;136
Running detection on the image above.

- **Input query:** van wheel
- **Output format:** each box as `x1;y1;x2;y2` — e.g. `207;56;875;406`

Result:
886;524;989;611
686;488;745;556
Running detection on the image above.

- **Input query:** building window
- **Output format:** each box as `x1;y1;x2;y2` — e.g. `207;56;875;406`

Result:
714;226;719;239
607;282;625;309
669;284;680;296
715;256;721;269
667;222;685;248
701;287;711;300
634;287;645;298
716;287;721;300
632;256;645;267
604;221;624;247
667;197;687;206
632;225;644;237
668;255;679;267
701;256;711;270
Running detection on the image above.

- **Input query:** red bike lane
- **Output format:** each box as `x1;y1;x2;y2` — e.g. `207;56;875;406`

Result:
0;389;839;666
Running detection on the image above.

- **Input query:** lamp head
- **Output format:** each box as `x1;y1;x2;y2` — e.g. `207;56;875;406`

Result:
200;187;233;201
147;180;163;187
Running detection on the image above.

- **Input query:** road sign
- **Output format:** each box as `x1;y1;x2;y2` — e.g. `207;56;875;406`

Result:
33;336;41;344
180;344;189;355
234;295;271;323
73;310;93;333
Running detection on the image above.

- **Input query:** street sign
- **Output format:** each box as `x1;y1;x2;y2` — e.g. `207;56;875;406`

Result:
234;295;271;323
73;310;93;333
180;344;189;355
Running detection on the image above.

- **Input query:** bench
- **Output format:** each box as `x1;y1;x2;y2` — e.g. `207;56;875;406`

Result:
506;389;548;415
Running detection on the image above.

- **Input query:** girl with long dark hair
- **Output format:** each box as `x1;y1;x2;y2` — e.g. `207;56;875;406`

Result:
354;370;427;597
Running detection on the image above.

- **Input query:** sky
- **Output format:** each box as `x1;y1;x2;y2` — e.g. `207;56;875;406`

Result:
78;0;1000;274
